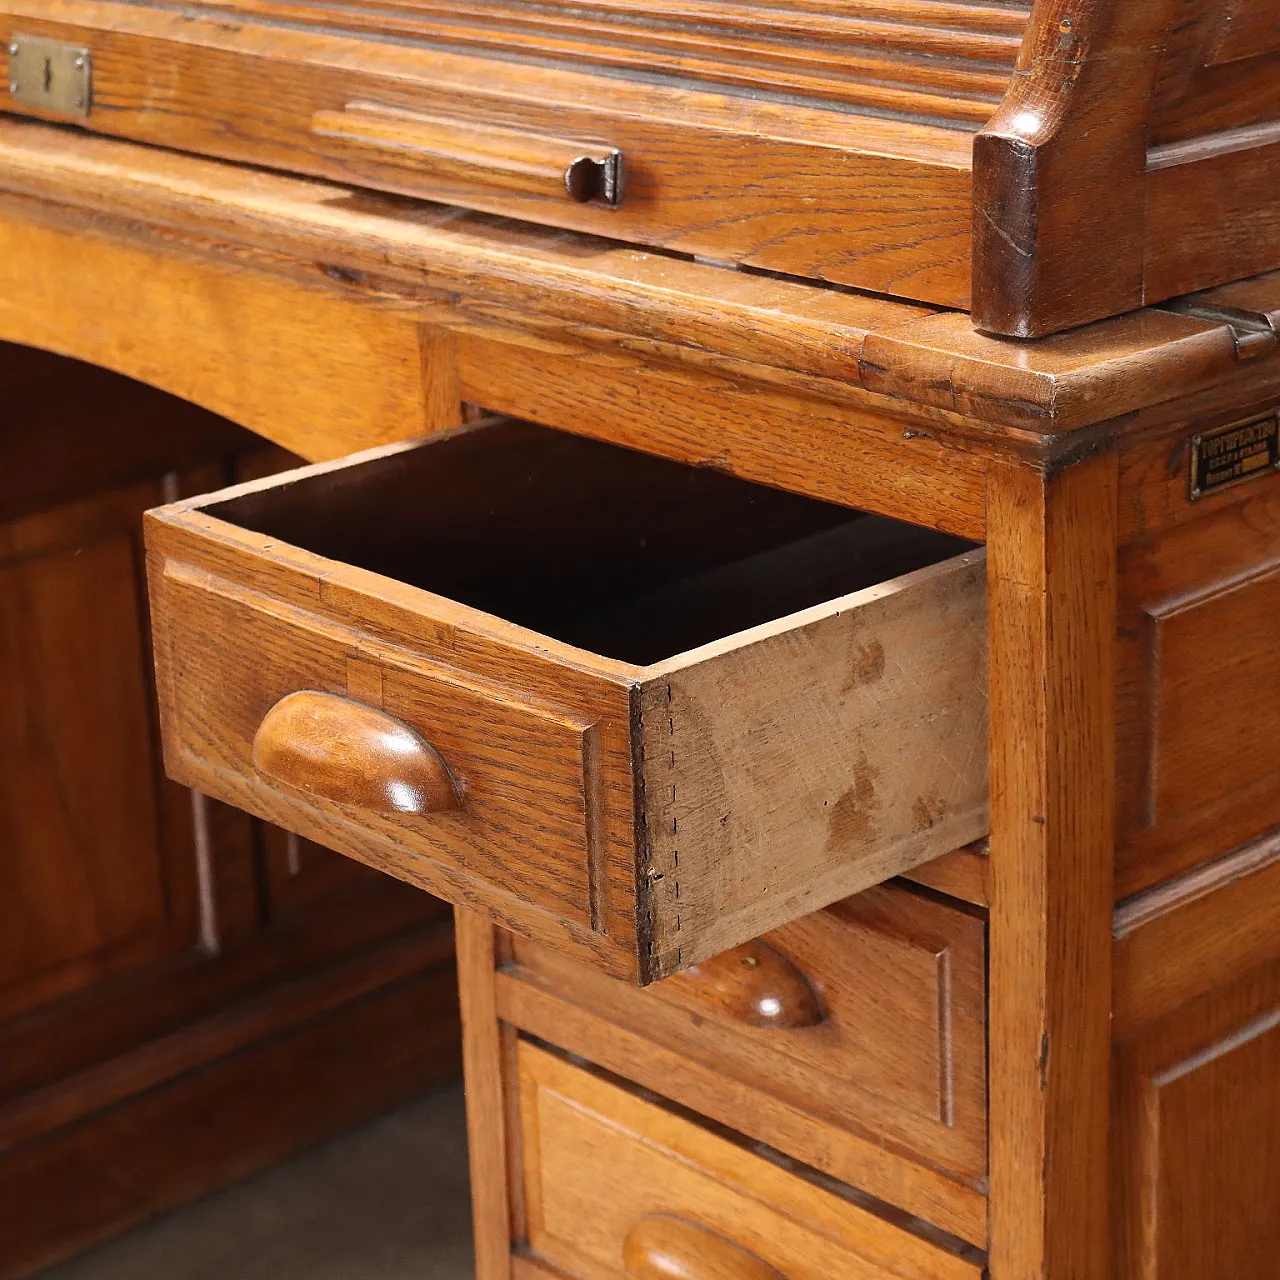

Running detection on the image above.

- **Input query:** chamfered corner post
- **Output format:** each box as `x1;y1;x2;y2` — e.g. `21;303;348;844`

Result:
985;451;1118;1279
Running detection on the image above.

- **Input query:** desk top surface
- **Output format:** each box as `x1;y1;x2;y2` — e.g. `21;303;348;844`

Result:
0;117;1277;452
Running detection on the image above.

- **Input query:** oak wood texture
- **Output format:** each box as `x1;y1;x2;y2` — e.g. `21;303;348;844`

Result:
0;353;461;1277
901;841;989;908
7;1;1280;331
985;454;1118;1280
497;882;988;1241
0;0;978;307
0;929;461;1280
623;1215;786;1280
1111;830;1280;1280
0;203;455;460
145;418;990;983
1115;471;1280;897
457;911;521;1280
515;1041;985;1280
676;941;824;1032
1;118;1275;461
252;691;462;816
969;0;1280;334
313;104;623;206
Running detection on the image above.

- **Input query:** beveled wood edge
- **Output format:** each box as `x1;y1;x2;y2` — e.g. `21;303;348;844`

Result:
496;974;991;1248
0;119;1267;442
0;924;455;1153
151;423;989;690
144;433;646;687
1112;827;1280;1036
901;840;989;908
985;455;1117;1280
517;1039;986;1277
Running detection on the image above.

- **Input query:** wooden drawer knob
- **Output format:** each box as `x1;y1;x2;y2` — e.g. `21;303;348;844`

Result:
624;1214;786;1279
252;690;460;816
683;939;823;1029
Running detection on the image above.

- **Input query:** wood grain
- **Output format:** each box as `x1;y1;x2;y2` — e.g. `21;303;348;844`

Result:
0;117;1272;453
501;882;988;1214
457;911;520;1280
147;418;990;982
0;932;460;1280
0;215;453;459
516;1042;985;1280
638;549;989;977
623;1215;786;1280
252;691;462;816
0;0;977;306
1112;828;1280;1280
0;361;461;1275
1114;477;1280;896
985;454;1117;1280
900;842;989;908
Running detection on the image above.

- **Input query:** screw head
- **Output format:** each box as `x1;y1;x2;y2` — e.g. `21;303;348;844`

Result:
8;41;19;56
73;55;86;70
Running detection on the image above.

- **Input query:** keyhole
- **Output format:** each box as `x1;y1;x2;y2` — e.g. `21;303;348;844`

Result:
42;57;52;94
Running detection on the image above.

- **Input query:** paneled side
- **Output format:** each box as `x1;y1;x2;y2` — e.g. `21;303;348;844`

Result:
1113;837;1280;1280
1149;0;1280;143
0;488;195;1019
1115;477;1280;897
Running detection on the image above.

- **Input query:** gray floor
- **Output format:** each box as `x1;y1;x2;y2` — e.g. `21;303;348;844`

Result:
38;1087;475;1280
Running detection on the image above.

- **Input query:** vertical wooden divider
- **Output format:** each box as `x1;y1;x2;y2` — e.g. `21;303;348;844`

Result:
419;325;462;434
456;910;516;1280
986;453;1118;1280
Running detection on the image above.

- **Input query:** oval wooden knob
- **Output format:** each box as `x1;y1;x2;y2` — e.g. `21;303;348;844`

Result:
682;939;823;1030
252;691;459;816
624;1215;786;1280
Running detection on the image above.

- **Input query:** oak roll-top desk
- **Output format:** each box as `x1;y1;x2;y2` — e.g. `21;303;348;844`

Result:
0;3;1277;1273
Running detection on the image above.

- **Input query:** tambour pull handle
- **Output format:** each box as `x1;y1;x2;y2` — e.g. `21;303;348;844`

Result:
312;102;624;206
624;1214;787;1280
680;939;823;1030
252;690;460;816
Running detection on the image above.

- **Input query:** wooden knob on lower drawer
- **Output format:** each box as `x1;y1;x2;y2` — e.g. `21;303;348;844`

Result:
682;939;823;1029
623;1214;786;1279
252;690;459;816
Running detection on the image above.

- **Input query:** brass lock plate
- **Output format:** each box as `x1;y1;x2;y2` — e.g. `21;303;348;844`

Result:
8;34;91;120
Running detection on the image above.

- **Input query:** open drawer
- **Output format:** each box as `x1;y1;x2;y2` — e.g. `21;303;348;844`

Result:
145;418;988;983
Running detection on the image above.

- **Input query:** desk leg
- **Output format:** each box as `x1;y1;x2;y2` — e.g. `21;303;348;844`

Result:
986;454;1118;1280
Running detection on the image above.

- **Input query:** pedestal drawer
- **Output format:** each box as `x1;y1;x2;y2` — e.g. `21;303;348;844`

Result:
515;1040;985;1280
498;882;987;1242
145;417;989;984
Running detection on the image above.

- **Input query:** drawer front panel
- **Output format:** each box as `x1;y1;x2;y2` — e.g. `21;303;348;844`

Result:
517;1041;985;1280
153;558;633;958
506;883;987;1182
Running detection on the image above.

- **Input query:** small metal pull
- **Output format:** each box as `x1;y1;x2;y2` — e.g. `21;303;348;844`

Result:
7;35;91;120
313;102;624;207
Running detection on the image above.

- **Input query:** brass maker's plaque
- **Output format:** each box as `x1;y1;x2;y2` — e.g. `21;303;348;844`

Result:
1189;413;1280;499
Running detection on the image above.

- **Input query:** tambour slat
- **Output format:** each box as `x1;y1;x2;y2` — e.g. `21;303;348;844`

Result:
202;0;1032;125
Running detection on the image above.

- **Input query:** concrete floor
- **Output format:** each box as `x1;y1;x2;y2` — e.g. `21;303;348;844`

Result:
37;1087;475;1280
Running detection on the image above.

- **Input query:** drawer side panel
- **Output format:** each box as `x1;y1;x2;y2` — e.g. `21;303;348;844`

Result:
639;550;989;976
